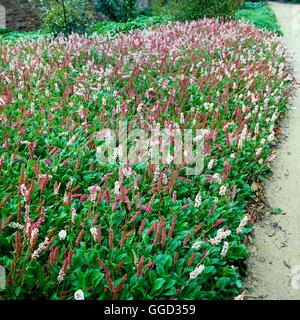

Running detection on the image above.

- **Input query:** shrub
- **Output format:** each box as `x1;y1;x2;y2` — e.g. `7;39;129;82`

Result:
0;29;10;36
94;0;138;21
150;0;170;16
31;0;93;36
159;0;245;22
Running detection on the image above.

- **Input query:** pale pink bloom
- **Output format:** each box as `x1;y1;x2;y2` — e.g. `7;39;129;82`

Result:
238;125;248;150
0;156;4;168
219;185;227;196
114;181;121;195
77;107;85;119
20;184;29;201
67;134;77;147
194;191;202;208
260;138;266;145
236;215;249;234
57;269;65;283
180;112;185;124
24;204;31;228
38;174;52;183
54;182;61;195
254;123;259;135
66;178;74;190
88;185;98;202
63;192;69;205
173;191;177;203
71;208;77;224
255;148;262;158
221;241;229;258
32;237;50;260
213;173;222;184
137;103;143;113
162;173;168;186
90;227;98;241
208;159;214;170
271;111;279;122
209;229;231;245
30;228;39;246
165;155;174;164
153;165;160;182
189;264;205;280
267;132;275;142
122;167;134;177
192;240;204;249
267;155;276;162
9;222;24;230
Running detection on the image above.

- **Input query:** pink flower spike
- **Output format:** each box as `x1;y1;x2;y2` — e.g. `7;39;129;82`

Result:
232;186;237;200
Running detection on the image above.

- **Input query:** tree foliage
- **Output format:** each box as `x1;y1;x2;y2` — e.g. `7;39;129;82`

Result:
93;0;138;21
29;0;93;36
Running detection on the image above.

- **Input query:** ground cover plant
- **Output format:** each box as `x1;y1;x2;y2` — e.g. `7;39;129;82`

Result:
0;18;296;300
91;15;171;36
0;29;48;44
236;2;283;35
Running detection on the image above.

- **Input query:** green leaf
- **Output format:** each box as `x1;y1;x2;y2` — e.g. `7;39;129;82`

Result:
163;286;176;296
156;264;165;277
149;270;156;286
272;207;283;215
150;278;166;294
215;277;230;290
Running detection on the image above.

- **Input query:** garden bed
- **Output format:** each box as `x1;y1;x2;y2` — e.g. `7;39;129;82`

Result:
0;18;296;300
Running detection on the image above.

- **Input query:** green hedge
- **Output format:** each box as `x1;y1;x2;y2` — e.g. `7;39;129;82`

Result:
244;1;266;8
236;5;283;35
152;0;245;22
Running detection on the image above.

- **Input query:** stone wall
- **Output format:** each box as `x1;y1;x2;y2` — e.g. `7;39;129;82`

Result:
0;5;5;29
0;0;41;31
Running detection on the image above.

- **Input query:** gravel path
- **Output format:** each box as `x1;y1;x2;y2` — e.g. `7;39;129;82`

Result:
245;2;300;300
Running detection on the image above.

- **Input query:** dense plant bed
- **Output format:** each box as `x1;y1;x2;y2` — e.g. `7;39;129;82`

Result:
0;19;296;300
